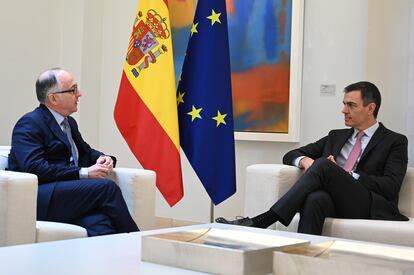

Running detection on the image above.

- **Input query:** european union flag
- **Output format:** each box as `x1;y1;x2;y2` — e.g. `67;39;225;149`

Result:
177;0;236;205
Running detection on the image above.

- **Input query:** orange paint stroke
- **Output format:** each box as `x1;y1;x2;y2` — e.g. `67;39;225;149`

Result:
231;60;291;132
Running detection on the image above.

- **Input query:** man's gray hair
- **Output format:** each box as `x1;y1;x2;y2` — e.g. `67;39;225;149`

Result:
35;68;62;103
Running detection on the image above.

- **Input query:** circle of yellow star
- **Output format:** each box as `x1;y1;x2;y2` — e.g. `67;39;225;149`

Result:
177;91;185;106
207;9;221;26
187;105;203;122
191;22;199;36
212;111;227;127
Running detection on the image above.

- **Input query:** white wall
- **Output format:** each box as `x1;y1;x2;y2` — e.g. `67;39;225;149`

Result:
366;0;413;165
0;0;411;223
0;0;64;140
367;0;411;134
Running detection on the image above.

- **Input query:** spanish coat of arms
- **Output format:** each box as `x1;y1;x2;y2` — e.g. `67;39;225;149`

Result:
127;9;170;78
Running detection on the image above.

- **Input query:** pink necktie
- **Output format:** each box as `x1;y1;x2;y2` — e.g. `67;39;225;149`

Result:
343;131;365;172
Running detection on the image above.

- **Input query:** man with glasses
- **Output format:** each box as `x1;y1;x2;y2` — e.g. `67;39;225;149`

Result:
8;68;139;236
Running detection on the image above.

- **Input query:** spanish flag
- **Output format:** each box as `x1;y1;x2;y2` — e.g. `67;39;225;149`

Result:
114;0;183;206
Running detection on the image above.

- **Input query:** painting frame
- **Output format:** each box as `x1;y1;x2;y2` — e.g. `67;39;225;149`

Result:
234;0;304;142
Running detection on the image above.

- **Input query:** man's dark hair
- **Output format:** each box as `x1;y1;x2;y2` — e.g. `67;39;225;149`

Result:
344;81;381;118
35;68;61;103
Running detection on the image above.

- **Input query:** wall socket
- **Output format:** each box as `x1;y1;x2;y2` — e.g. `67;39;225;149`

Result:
320;84;336;96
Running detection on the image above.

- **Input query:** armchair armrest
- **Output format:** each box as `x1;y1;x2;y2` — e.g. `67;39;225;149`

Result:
0;170;37;246
244;164;302;229
108;168;156;230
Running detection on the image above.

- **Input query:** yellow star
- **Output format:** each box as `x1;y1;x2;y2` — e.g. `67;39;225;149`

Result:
207;9;221;26
190;22;199;36
187;105;203;122
212;111;227;127
177;91;185;106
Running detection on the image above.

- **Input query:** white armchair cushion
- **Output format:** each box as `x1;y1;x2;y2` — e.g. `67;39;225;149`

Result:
0;156;7;170
0;146;10;170
244;164;302;229
277;215;414;246
36;221;87;243
0;170;37;246
399;168;414;216
109;168;156;230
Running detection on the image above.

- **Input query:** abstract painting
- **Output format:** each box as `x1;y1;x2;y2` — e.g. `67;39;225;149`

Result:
169;0;303;141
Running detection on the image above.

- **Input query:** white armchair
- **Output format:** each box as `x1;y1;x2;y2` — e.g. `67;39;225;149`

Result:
245;164;414;246
0;146;156;246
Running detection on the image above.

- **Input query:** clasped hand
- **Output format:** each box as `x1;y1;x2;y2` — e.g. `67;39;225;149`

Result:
87;155;114;178
300;155;337;171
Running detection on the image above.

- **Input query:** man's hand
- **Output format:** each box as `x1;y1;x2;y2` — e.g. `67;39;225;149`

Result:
299;157;314;170
87;156;114;179
96;155;113;170
326;155;337;164
87;164;111;179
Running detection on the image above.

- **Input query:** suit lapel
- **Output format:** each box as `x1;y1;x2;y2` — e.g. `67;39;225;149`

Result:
333;129;354;158
359;123;385;161
38;105;71;149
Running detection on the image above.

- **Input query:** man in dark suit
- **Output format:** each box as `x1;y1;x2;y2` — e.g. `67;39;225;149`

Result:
217;81;408;235
8;68;139;236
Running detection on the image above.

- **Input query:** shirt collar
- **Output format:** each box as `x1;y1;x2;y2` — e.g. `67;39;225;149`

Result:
353;122;379;138
46;106;65;125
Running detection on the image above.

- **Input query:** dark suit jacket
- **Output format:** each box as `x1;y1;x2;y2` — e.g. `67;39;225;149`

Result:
8;104;109;219
283;123;408;221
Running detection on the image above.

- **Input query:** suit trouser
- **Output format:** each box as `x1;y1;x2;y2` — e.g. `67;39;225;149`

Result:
43;178;139;236
271;158;371;235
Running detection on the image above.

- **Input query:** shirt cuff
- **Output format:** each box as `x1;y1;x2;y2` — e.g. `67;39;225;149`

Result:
79;168;89;179
293;156;306;168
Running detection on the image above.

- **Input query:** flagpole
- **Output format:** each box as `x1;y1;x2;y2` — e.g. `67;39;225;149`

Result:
210;201;215;223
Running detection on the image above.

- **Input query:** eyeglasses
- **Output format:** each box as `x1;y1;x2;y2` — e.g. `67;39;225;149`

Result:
52;84;78;95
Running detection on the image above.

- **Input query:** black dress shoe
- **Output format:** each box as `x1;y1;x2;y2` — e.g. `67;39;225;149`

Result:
215;216;255;227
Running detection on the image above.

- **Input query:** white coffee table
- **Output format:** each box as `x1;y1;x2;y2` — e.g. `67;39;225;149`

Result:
0;223;332;275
